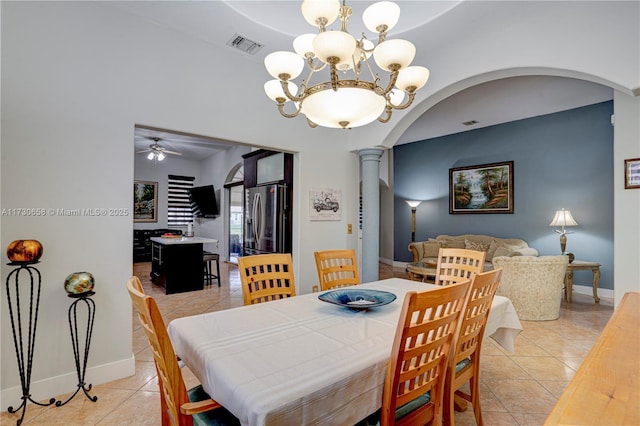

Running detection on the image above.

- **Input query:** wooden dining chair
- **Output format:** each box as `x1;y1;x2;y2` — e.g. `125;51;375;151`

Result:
127;276;239;426
435;248;486;286
380;279;472;426
314;249;360;291
237;253;296;305
444;267;503;426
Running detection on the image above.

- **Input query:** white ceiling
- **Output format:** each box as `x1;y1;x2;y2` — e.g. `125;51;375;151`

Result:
127;1;613;160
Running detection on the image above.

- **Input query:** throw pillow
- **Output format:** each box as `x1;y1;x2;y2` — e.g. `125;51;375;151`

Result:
441;239;466;249
465;239;490;252
422;241;442;258
486;239;499;260
492;246;512;258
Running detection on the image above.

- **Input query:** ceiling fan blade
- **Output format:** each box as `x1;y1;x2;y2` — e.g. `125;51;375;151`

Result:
136;149;152;153
163;150;182;156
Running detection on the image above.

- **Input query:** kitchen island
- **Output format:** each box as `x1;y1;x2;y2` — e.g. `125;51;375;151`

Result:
150;236;218;294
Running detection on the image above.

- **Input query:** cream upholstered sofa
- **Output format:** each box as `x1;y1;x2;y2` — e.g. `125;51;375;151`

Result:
493;255;569;320
408;234;539;271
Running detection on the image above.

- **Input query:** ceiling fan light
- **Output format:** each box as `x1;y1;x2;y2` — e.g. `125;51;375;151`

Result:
373;39;415;71
293;34;317;58
396;66;430;91
147;152;154;160
264;79;298;102
301;0;340;29
157;152;166;161
264;51;304;80
312;31;357;64
363;1;400;33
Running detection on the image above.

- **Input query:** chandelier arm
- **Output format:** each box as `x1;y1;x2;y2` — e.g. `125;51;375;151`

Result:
375;70;399;96
377;106;393;123
280;81;306;102
276;101;303;119
390;92;417;110
305;57;328;73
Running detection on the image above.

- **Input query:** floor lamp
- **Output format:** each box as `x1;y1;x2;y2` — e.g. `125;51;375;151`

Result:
406;200;422;242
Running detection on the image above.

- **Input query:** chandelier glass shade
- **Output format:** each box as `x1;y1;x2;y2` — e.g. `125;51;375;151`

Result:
263;0;430;129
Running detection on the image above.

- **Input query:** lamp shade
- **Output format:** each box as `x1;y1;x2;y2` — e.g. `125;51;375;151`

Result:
264;80;298;102
373;39;415;71
264;51;304;80
301;0;340;28
293;34;316;57
312;31;357;64
406;200;422;208
363;1;401;33
302;85;386;128
549;209;578;227
396;66;430;92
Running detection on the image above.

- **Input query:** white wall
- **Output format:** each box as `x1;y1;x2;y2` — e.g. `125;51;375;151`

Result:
1;0;638;403
613;91;640;305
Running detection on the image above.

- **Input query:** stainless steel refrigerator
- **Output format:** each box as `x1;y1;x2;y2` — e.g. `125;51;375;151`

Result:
243;184;287;256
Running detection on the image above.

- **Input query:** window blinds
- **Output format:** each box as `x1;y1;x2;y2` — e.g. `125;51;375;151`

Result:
168;175;195;227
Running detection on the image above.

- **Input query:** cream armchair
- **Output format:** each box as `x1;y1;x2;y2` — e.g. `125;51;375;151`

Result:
492;255;569;320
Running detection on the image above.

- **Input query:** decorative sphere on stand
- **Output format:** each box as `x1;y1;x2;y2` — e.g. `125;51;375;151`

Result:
64;272;95;296
6;240;43;263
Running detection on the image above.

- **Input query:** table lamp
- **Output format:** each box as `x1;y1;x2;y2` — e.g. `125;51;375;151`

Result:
549;208;578;254
406;200;422;242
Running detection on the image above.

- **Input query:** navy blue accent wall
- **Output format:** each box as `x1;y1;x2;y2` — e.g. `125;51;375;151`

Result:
394;101;614;290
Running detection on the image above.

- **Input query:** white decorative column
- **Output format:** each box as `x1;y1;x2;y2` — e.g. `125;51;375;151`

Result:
359;148;384;283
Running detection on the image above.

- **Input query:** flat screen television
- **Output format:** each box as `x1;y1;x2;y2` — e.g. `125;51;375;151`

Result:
188;185;219;218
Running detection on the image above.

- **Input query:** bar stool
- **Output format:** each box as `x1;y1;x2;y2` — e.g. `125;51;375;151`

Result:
203;251;221;287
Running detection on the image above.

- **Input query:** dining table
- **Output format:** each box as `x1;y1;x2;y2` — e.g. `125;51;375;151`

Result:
167;278;522;426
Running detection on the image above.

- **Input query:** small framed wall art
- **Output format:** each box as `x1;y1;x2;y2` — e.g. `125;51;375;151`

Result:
309;187;341;221
134;180;158;222
624;158;640;189
449;161;514;214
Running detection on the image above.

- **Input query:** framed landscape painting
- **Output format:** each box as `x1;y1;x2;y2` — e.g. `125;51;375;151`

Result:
449;161;514;214
134;180;158;222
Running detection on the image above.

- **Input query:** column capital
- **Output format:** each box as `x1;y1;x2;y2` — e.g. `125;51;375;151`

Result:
358;148;384;161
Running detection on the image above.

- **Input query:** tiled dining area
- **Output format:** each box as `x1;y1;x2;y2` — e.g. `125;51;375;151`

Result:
1;262;613;425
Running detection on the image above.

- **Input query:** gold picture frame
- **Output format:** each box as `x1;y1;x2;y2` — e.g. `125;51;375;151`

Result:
624;158;640;189
449;161;514;214
134;180;158;222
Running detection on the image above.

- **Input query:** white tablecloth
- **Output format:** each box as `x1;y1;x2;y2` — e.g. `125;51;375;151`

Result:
167;278;522;426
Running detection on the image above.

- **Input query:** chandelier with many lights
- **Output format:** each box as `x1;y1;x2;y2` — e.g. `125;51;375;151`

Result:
263;0;430;129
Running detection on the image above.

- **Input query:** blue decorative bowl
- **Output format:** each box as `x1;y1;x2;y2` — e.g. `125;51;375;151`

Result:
318;289;397;310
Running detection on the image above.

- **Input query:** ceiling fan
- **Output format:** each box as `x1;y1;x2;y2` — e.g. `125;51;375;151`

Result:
136;137;182;162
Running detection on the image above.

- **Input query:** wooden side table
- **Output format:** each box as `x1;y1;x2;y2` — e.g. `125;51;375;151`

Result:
564;260;601;303
406;261;437;283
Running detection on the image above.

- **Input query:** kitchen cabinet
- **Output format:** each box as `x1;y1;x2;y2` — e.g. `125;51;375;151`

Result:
150;236;218;294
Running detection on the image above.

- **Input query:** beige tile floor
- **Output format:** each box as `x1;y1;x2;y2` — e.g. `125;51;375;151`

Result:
1;262;614;425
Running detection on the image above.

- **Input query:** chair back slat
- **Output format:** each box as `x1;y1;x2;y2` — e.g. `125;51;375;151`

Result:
127;276;191;426
382;280;471;426
238;253;296;305
314;249;360;291
435;248;486;286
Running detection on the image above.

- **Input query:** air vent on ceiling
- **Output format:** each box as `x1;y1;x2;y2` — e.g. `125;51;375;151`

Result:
226;34;263;55
462;120;479;126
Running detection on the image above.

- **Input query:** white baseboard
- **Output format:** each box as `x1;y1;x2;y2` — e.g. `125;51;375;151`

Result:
572;284;614;300
0;355;135;409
